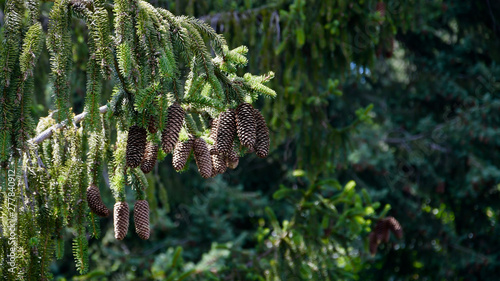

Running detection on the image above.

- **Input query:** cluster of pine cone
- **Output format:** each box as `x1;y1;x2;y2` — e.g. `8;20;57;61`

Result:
369;216;403;255
113;200;150;240
125;102;270;179
125;124;159;174
171;102;270;178
214;103;269;158
86;185;150;240
92;103;270;240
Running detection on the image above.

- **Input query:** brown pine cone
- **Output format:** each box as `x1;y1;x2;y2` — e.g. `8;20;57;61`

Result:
209;118;219;155
212;153;226;175
134;200;150;240
126;125;147;168
386;216;403;239
376;2;386;18
161;103;185;153
374;219;389;243
236;103;256;148
86;184;110;217
148;115;158;134
172;137;193;171
226;149;239;169
140;142;159;174
193;138;213;178
382;225;391;243
369;232;378;256
114;201;129;240
216;109;236;156
253;109;270;158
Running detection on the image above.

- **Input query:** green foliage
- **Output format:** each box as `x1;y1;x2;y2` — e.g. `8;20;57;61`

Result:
251;177;387;280
151;247;196;280
87;131;103;185
111;129;127;201
14;22;44;150
47;0;72;123
2;0;498;280
73;231;90;274
0;0;26;162
165;0;500;279
1;0;279;278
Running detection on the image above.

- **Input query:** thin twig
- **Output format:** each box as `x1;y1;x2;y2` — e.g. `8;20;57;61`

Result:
30;105;108;145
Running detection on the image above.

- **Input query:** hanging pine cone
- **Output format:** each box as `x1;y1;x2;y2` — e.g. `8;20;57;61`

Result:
369;232;378;256
226;149;239;169
374;219;390;243
172;137;193;171
236;103;256;148
212;153;226;175
161;103;185;153
376;2;386;19
213;152;227;174
193;138;213;178
382;225;391;242
126;125;147;168
246;146;255;154
386;216;403;239
86;184;110;217
114;202;129;240
148;115;158;134
209;118;219;155
216;109;236;156
134;200;150;240
140;142;159;174
253;108;270;158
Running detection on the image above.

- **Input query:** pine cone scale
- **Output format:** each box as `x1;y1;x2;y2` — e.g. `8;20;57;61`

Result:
236;103;256;148
212;153;227;175
172;137;193;171
368;216;403;255
114;202;129;240
86;184;110;217
253;109;270;158
161;103;185;154
226;149;239;169
140;142;159;174
209;118;219;155
126;125;147;168
216;110;236;156
134;200;150;240
386;216;403;239
148;115;158;134
194;138;213;178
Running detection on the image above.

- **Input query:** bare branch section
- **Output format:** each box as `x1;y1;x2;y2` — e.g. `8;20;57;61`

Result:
31;105;108;144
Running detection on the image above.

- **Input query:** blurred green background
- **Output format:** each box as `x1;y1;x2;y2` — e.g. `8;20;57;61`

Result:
2;0;500;280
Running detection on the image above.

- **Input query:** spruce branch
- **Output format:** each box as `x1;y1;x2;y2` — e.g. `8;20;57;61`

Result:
2;1;278;276
47;0;72;123
112;49;142;109
30;106;108;145
0;0;25;162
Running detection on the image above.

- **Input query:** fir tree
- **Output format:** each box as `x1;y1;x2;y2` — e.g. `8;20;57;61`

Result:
0;0;276;277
